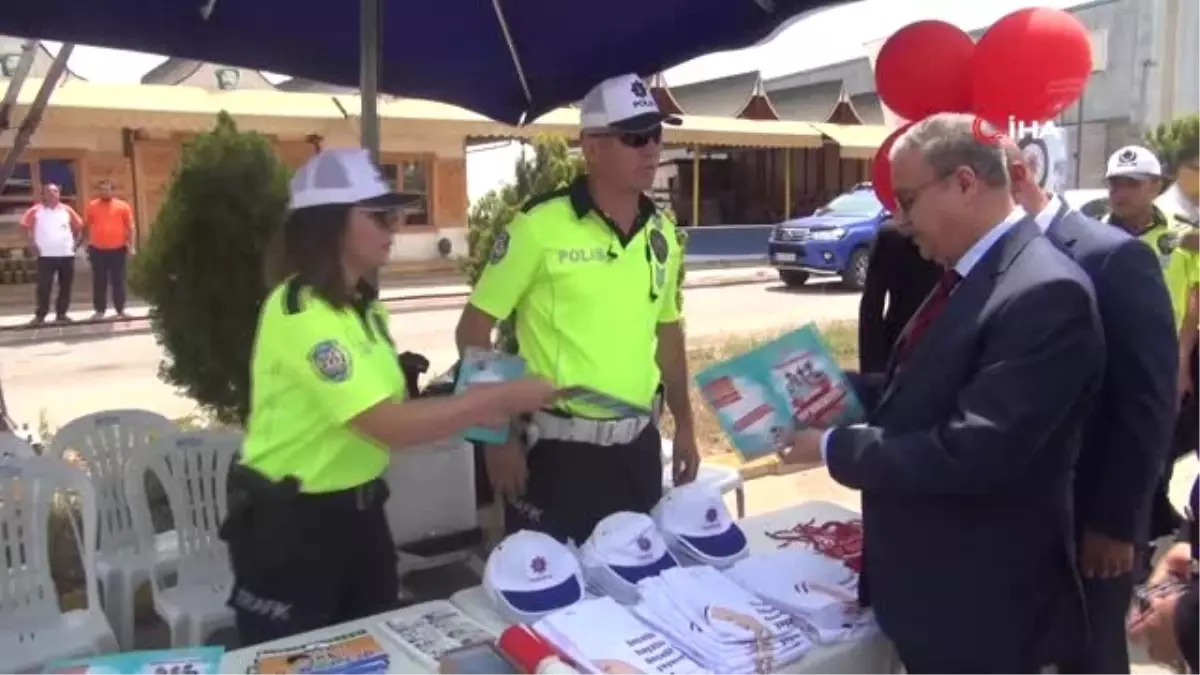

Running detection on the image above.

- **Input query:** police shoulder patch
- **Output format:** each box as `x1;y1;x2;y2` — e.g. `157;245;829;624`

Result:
648;228;669;264
309;340;351;382
490;230;510;264
1157;233;1175;256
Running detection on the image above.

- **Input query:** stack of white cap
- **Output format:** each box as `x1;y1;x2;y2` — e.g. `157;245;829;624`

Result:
629;565;812;673
652;482;749;569
579;511;679;604
484;530;585;625
725;548;877;644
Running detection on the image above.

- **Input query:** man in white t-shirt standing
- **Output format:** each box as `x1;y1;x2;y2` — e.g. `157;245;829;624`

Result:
20;183;84;324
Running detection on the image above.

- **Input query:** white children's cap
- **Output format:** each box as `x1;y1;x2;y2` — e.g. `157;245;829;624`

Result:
653;482;748;568
579;73;682;133
1105;145;1163;181
484;530;585;624
288;147;421;210
580;511;678;604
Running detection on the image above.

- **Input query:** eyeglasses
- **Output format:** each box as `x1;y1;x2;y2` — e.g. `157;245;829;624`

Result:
362;208;399;230
893;174;950;215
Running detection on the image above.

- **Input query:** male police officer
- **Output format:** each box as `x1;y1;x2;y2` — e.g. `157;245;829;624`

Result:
1104;145;1200;540
456;73;700;545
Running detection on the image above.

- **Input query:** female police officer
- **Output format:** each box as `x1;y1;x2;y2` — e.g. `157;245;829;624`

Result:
221;148;554;645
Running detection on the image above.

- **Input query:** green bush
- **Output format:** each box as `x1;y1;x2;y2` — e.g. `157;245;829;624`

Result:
1145;114;1199;182
129;112;291;425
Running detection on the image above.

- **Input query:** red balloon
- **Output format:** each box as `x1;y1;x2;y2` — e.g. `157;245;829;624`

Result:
872;122;915;212
972;8;1093;127
875;21;976;121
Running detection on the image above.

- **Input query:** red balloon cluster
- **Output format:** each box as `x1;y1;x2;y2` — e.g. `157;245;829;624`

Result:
870;8;1093;206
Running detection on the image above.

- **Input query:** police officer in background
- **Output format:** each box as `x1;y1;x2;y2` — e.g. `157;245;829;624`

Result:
455;74;701;545
222;148;554;645
1108;145;1200;540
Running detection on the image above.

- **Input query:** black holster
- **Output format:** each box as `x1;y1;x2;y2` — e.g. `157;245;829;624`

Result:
219;464;302;579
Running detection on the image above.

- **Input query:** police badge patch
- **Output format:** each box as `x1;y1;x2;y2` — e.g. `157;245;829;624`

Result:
310;340;351;382
490;231;510;264
1157;233;1175;256
648;229;669;264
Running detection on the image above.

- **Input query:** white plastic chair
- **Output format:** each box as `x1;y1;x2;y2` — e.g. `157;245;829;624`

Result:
661;439;746;518
48;410;177;649
124;430;240;648
0;454;119;672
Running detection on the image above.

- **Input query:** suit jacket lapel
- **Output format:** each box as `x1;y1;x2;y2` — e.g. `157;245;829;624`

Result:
873;217;1042;416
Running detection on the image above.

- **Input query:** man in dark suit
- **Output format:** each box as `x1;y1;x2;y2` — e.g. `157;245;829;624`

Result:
783;114;1106;673
1002;138;1179;674
857;223;943;372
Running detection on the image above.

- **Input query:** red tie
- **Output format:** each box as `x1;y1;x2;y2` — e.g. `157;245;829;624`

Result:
894;269;962;365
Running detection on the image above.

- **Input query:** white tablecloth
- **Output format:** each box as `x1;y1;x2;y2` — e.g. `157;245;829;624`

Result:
219;600;471;674
451;500;901;674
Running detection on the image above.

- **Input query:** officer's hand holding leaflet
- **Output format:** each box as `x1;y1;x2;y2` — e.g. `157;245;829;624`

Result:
349;377;555;450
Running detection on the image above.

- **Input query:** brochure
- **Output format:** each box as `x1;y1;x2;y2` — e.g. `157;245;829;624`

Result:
694;323;865;462
250;629;389;674
380;602;494;670
453;347;527;444
44;647;224;674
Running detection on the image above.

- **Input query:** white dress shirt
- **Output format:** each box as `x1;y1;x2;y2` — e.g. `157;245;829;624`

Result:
1027;194;1063;233
818;208;1026;461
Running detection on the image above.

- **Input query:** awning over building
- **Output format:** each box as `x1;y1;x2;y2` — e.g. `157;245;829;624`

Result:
10;79;825;150
811;123;892;159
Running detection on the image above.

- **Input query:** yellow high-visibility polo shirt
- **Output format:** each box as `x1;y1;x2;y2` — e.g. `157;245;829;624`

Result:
468;176;683;419
240;278;406;493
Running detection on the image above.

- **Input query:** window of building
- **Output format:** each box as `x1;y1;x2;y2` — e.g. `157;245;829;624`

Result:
1090;29;1109;73
380;158;431;226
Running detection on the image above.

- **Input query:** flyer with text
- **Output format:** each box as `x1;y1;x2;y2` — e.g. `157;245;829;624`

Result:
694;324;865;462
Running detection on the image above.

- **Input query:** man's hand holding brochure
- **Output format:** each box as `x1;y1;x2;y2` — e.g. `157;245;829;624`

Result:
694;324;866;464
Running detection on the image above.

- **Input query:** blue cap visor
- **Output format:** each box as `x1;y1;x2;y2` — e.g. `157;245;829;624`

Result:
499;574;584;614
609;550;678;585
681;525;748;560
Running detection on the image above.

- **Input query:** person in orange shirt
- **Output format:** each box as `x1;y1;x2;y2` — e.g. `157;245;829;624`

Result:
84;179;135;319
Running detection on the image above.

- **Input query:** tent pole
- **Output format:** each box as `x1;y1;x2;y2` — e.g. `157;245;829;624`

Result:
360;0;381;165
691;146;700;226
0;44;74;197
360;0;382;287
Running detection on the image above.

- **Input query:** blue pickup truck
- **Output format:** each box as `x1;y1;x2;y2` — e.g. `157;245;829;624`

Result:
767;183;889;290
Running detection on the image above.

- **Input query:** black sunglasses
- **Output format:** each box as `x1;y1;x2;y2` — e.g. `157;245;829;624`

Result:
616;126;663;148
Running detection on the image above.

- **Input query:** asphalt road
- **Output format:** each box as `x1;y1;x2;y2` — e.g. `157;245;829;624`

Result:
3;279;860;428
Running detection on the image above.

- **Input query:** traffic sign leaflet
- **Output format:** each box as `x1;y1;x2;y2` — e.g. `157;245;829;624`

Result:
694;324;865;462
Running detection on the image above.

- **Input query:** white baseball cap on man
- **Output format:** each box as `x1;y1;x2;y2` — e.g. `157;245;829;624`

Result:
483;530;585;624
579;511;678;604
652;482;749;568
579;74;682;133
1105;145;1163;181
288;147;422;210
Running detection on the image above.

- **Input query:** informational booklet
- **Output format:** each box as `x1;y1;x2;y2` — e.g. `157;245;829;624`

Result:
380;601;494;670
250;629;389;674
44;647;224;674
453;347;527;444
556;385;652;418
694;324;865;462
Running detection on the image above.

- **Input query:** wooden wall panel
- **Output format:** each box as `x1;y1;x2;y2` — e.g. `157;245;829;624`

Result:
274;140;316;172
82;152;134;203
132;139;183;235
432;157;467;228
